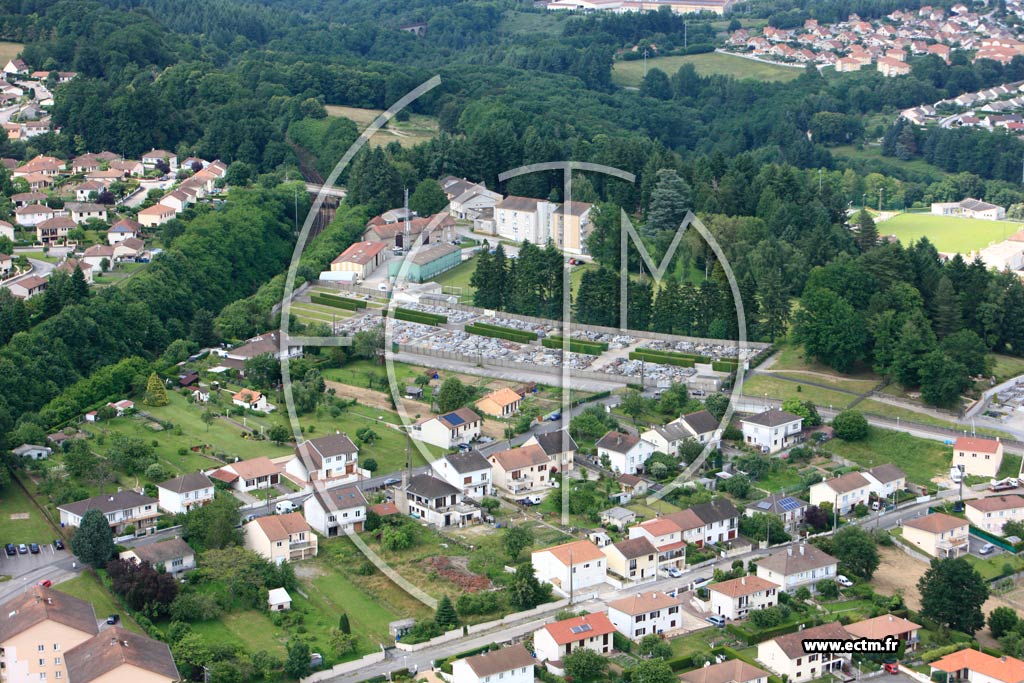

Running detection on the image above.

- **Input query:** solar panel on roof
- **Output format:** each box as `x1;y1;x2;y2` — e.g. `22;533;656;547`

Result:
778;497;801;511
570;624;593;634
756;501;771;510
446;413;465;426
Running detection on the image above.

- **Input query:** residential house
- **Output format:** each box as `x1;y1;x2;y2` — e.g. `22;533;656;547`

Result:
243;512;317;564
0;252;10;278
8;192;44;209
533;612;615;663
0;586;99;683
679;660;770;683
607;591;684;639
221;330;303;362
616;474;649;501
209;457;281;493
412;408;482;449
36;216;75;244
602;537;658;584
55;258;93;283
709;575;779;620
488;444;554;493
303;483;367;536
57;490;160;536
930;649;1024;683
845;614;921;651
740;409;803;453
755;544;838;593
0;219;13;241
268;587;291;612
809;472;872;515
136;203;177;228
106;219;141;245
597;431;657;476
474;387;523;418
14;203;56;227
74;179;106;202
141;149;178;170
452;643;535;683
329;241;388;281
11;444;51;460
600;506;637;530
676;409;722;447
863;463;907;500
641;422;691;456
232;388;272;413
966;495;1024;535
106;399;134;416
119;537;196;574
531;540;607;596
65;202;107;224
82;245;115;272
394;472;481;528
690;499;741;546
65;626;180;683
757;622;852;681
285;432;359;483
523;430;577;471
628;517;686;570
113;237;145;261
446;183;503;221
431;449;492;498
3;58;28;76
953;436;1004;478
159;189;191;213
902;512;969;558
877;56;912;75
744;494;808;531
156;471;214;514
8;275;47;299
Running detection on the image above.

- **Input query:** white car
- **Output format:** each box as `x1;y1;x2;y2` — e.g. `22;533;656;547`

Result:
979;543;995;555
837;575;854;588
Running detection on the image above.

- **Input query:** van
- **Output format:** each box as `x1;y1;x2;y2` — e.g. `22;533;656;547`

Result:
706;615;726;628
275;500;297;515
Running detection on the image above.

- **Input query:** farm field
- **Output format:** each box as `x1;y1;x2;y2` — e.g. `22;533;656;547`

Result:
823;426;950;487
877;213;1017;254
612;52;802;87
324;105;438;148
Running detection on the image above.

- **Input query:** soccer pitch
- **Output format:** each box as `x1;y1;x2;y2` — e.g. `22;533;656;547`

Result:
879;213;1020;254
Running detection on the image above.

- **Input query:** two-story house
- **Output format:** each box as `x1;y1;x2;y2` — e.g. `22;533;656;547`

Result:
119;537;196;575
902;512;969;558
966;495;1024;535
531;540;607;596
0;586;99;683
740;409;803;454
709;575;779;620
757;622;852;681
413;408;482;449
809;472;872;515
303;483;367;537
156;471;214;514
489;444;553;493
395;472;481;528
679;659;769;683
243;512;317;564
628;517;687;570
209;457;281;493
863;464;907;501
533;612;615;664
641;422;691;457
523;430;577;472
676;410;721;447
953;436;1004;478
285;432;359;483
602;537;658;585
744;494;808;531
597;431;657;476
690;499;741;546
755;544;838;594
431;449;492;499
607;591;684;640
66;627;180;683
58;491;160;536
452;644;535;683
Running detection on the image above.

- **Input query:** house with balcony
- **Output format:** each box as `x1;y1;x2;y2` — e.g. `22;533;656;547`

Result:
489;444;554;493
755;544;838;593
966;495;1024;535
809;472;872;515
740;409;803;453
285;432;359;484
603;536;658;584
0;586;99;683
628;517;687;570
243;512;317;564
709;575;779;620
607;591;684;639
394;472;481;528
523;430;577;471
413;408;482;449
531;540;607;596
902;512;969;558
845;615;921;652
209;457;281;493
431;449;492;498
597;431;657;476
757;622;852;681
533;612;615;664
57;490;160;536
303;483;367;537
156;471;215;514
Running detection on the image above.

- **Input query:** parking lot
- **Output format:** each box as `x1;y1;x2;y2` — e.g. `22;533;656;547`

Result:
969;535;1005;557
0;541;66;578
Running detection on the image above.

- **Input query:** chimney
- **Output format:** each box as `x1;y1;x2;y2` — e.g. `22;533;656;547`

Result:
787;546;793;556
799;544;805;556
741;576;746;585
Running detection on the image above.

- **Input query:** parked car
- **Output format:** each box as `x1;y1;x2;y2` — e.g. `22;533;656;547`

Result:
106;614;119;625
382;478;401;487
29;543;39;554
706;615;726;628
837;575;854;588
17;544;27;555
274;500;297;515
53;539;64;550
690;576;711;591
517;495;542;506
666;567;683;579
37;579;51;588
5;544;15;556
883;663;900;675
979;543;996;555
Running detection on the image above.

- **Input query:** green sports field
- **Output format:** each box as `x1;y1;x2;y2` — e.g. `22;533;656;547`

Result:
612;52;802;87
879;213;1020;254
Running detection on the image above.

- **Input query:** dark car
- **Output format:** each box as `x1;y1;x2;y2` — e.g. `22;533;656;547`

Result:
106;614;119;625
17;544;27;555
29;543;39;554
4;544;15;556
53;539;64;550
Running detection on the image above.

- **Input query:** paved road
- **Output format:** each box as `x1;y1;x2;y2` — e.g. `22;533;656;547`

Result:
0;543;82;605
2;257;55;291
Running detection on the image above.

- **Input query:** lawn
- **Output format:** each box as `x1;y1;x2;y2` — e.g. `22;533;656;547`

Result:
990;353;1024;383
830;145;948;183
0;480;58;544
432;255;478;302
310;403;439;473
324;105;438;148
0;42;23;65
963;553;1024;580
752;465;806;493
190;609;287;656
612;52;802;87
56;573;143;633
823;427;950;487
322;359;427;389
876;213;1016;254
770;341;881;382
303;555;408;646
498;10;576;36
740;374;857;410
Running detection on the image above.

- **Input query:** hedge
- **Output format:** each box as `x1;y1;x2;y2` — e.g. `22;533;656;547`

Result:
712;360;740;373
541;337;604;355
726;618;813;645
471;322;538;341
310;293;366;310
386;307;447;325
629;350;695;368
633;348;710;363
465;323;536;344
547;335;608;352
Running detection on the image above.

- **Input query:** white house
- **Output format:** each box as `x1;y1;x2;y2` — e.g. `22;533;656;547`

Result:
494;196;556;245
690;499;742;547
209;457;280;493
431;449;492;498
676;409;721;446
740;409;803;453
412;408;482;449
107;219;141;245
863;463;907;500
65;202;107;224
708;575;779;620
531;539;607;596
57;490;160;537
220;330;303;362
156;471;215;514
744;494;808;531
755;544;838;594
931;649;1024;683
142;149;178;170
641;422;691;456
285;432;359;483
809;472;872;515
628;517;686;570
931;198;1005;220
394;472;481;528
119;537;195;574
757;622;852;681
607;591;684;640
966;495;1024;535
596;431;657;476
267;587;292;612
533;612;615;664
452;644;535;683
232;388;273;413
11;444;51;460
303;483;367;537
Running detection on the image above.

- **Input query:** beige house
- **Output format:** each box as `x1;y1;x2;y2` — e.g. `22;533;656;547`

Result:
602;536;658;584
966;495;1024;535
757;621;851;681
552;201;593;255
0;586;99;683
680;660;769;683
488;444;554;493
709;575;779;620
119;537;196;575
902;512;969;558
809;472;872;515
475;387;523;418
755;544;838;594
607;591;684;639
209;457;280;493
953;437;1004;478
66;626;179;683
243;512;318;564
330;241;388;281
136;203;177;227
845;614;921;652
523;430;577;472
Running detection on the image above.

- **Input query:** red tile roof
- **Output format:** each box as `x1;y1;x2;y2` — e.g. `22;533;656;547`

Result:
542;612;615;645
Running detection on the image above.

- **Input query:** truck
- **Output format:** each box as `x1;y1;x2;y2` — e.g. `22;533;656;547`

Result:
990;478;1019;492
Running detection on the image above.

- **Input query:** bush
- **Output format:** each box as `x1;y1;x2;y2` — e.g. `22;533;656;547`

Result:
465;323;537;343
390;307;447;325
817;580;840;599
833;410;869;441
543;337;605;355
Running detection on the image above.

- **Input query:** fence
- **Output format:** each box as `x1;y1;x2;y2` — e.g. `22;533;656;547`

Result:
301;650;387;682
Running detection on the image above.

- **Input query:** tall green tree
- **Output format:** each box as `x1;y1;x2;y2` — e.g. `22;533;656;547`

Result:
409;178;447;216
504;525;534;562
832;526;880;579
563;648;608;683
854;209;878;251
434;595;459;630
918;558;988;633
71;508;115;567
436;377;472;413
144;371;169;406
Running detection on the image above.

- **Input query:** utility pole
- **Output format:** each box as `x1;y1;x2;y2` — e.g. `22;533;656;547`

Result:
643;48;649;77
878;187;884;213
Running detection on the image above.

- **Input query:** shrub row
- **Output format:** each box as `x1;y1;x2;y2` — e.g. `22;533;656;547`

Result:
385;307;447;325
726;618;810;645
471;322;538;341
310;293;366;311
542;337;604;355
712;360;740;373
547;335;609;352
630;350;695;368
637;347;710;363
465;323;536;344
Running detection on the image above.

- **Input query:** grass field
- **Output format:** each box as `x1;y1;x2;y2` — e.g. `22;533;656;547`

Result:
991;354;1024;383
324;105;438;148
0;42;22;65
433;255;477;302
56;573;142;633
612;52;802;87
0;481;58;544
740;374;857;409
878;213;1018;254
830;145;948;182
824;427;950;486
